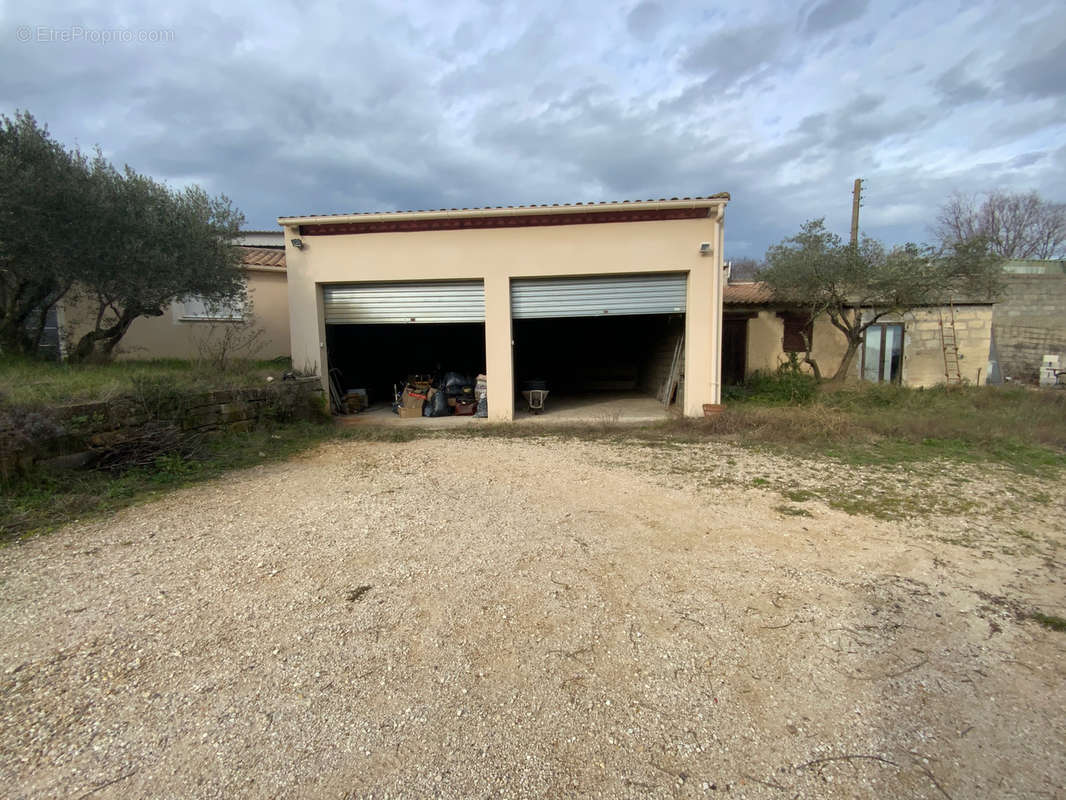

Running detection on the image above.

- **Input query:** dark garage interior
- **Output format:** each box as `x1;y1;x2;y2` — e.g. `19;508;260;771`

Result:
325;322;486;405
512;314;684;402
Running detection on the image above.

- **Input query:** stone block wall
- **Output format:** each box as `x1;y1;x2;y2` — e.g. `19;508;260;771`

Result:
992;274;1066;381
891;306;994;386
1;378;323;477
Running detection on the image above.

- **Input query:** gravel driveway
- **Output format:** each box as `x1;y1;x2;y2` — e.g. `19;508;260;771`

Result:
2;435;1064;799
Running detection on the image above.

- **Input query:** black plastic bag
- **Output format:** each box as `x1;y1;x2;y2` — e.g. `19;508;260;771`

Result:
424;390;450;417
443;372;472;395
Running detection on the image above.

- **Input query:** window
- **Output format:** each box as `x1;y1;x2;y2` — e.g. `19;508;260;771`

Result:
780;314;813;353
862;323;903;383
179;295;244;321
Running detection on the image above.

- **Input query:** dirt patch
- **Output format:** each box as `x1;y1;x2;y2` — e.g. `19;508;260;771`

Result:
1;436;1064;798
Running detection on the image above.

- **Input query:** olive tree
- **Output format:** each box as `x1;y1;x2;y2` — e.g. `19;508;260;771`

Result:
0;110;245;362
0;112;96;354
758;219;1003;382
69;163;244;362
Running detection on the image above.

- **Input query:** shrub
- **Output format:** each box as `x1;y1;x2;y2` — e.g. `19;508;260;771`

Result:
0;406;65;478
738;354;819;405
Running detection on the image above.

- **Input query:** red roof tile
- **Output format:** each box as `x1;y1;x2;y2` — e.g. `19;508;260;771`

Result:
240;246;285;269
723;282;774;304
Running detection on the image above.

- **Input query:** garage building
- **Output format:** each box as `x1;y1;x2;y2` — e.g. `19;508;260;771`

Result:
278;195;729;421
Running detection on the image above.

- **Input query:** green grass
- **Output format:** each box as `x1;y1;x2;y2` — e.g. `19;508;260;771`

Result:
650;383;1066;477
1029;611;1066;633
1;420;335;542
774;504;812;517
0;355;292;407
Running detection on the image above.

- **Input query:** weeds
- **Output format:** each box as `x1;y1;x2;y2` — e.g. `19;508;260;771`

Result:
0;355;289;408
1;420;334;542
774;504;813;517
1029;612;1066;633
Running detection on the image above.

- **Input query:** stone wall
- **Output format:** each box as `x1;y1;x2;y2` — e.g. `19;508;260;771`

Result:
888;306;994;386
992;274;1066;381
1;379;323;477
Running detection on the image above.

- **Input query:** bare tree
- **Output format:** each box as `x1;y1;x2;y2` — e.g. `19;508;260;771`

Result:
935;190;1066;260
728;257;762;281
192;299;267;371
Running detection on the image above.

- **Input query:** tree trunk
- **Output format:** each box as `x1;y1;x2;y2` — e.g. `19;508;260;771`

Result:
799;330;822;381
69;303;144;363
830;337;862;382
802;352;822;381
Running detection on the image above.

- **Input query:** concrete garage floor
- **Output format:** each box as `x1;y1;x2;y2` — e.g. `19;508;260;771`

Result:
337;391;673;427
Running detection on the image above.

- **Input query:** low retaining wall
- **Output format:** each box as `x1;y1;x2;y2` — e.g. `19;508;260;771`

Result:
1;378;323;476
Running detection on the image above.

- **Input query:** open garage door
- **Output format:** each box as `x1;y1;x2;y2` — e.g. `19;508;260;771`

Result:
511;273;687;418
511;273;686;319
324;280;486;411
324;280;485;324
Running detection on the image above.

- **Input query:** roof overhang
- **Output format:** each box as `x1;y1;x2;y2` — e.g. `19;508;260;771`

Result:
278;195;729;236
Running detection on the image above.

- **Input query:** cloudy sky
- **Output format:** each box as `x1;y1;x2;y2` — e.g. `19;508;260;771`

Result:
1;0;1064;257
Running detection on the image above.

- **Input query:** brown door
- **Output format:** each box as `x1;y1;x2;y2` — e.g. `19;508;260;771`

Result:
722;317;748;385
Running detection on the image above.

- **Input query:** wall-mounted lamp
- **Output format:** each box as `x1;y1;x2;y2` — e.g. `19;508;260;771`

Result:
290;238;304;249
698;242;712;256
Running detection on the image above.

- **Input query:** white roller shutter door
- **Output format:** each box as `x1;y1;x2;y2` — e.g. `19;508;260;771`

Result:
511;273;687;319
323;281;485;324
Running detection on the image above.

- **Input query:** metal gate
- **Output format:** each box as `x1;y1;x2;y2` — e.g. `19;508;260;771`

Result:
510;273;687;319
323;280;485;324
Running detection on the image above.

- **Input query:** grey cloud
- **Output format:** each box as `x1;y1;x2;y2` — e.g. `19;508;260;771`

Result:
626;2;665;40
680;23;786;86
849;93;884;115
804;0;869;34
1002;38;1066;100
1007;151;1046;169
933;61;991;105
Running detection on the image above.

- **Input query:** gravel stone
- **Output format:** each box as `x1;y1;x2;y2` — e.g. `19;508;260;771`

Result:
1;435;1064;798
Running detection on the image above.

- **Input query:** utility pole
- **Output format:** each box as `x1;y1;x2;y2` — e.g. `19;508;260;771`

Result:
850;178;863;247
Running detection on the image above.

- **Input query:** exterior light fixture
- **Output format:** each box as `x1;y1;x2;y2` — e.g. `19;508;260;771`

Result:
699;242;712;256
291;238;304;249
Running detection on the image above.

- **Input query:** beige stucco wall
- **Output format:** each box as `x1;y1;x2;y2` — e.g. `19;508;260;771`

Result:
738;305;993;386
743;312;847;377
59;268;291;361
281;207;726;421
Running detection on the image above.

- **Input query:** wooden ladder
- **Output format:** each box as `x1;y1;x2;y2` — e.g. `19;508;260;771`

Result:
659;333;684;406
939;301;962;386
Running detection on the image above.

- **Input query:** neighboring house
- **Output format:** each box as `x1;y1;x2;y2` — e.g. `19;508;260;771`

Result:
56;242;291;361
990;260;1066;381
722;282;995;386
278;195;730;421
237;230;287;248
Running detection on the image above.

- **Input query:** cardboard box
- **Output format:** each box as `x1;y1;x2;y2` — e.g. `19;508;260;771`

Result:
397;405;423;418
401;388;425;408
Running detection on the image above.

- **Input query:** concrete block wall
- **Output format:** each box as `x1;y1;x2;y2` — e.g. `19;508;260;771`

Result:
992;274;1066;381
